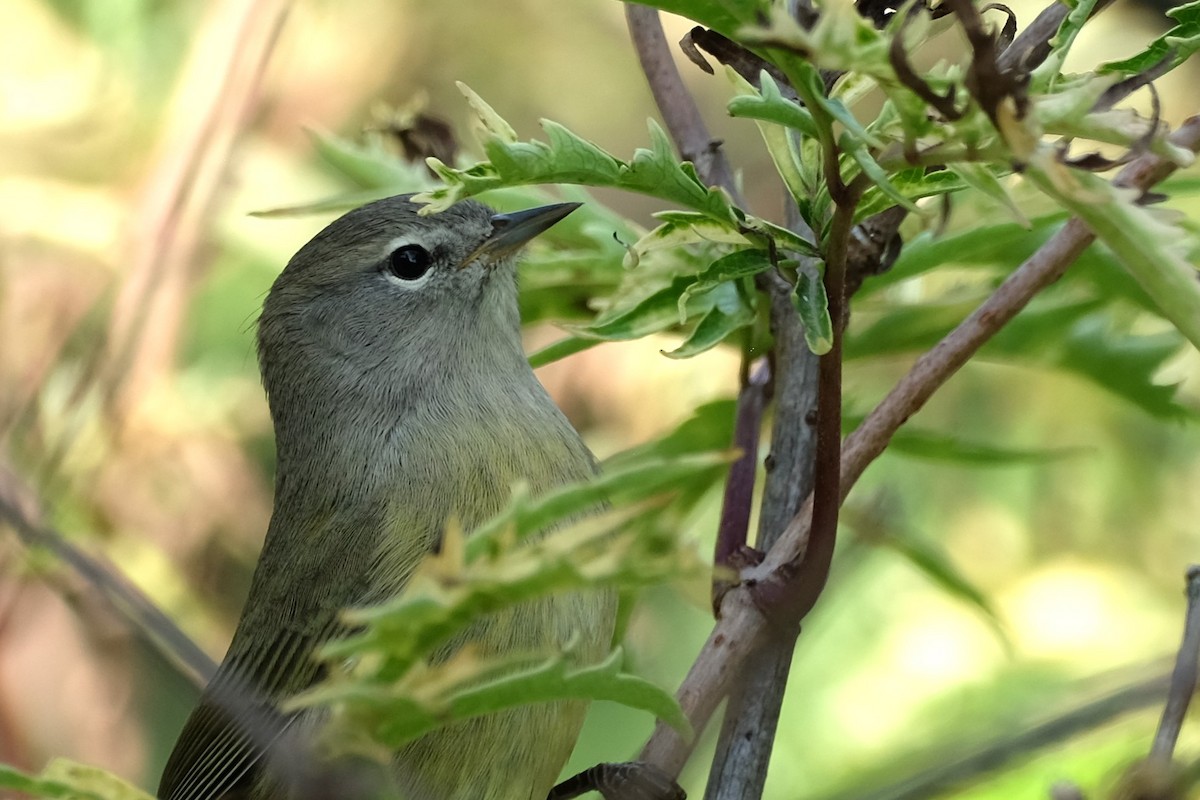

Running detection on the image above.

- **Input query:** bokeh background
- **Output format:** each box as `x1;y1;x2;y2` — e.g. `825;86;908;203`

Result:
2;1;1199;798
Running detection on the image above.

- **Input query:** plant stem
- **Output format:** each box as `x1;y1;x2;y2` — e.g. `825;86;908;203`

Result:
639;112;1200;779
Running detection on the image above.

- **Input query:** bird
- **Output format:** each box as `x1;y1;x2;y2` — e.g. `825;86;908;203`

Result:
158;195;615;800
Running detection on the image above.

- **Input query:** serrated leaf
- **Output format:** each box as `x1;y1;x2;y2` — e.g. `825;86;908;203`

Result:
727;70;818;138
632;215;751;265
1054;316;1192;419
743;2;893;81
855;169;969;222
444;648;691;741
845;298;995;360
989;305;1193;419
880;213;1069;288
728;70;812;203
456;81;518;144
419;89;737;223
289;450;725;744
791;270;833;354
742;215;822;257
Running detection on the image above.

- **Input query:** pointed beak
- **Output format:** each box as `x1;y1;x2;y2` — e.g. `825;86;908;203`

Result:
464;202;580;267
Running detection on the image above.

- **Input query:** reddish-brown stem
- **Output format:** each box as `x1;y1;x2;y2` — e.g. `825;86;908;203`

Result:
711;363;770;608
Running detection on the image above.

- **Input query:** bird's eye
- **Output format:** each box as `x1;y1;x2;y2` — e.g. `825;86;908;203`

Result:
385;244;432;281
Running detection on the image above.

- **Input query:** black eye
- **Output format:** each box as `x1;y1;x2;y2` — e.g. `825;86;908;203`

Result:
385;244;432;281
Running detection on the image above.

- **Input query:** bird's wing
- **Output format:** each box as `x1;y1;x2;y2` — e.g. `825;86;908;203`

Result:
156;625;337;800
158;507;389;800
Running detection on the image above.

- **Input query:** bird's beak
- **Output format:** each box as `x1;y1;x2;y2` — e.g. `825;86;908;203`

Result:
463;202;581;267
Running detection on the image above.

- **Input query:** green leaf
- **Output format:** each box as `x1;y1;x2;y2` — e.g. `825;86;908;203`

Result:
665;283;756;359
886;428;1090;465
1099;0;1200;76
727;70;813;203
677;249;774;321
308;128;429;190
467;451;737;556
791;270;833;355
855;169;969;222
0;760;154;800
727;70;818;138
845;298;1008;361
290;451;725;745
527;337;600;369
566;277;713;342
1054;317;1192;420
880;214;1068;288
623;120;738;221
442;648;691;741
632;213;751;265
989;305;1193;419
743;2;893;81
841;133;922;213
879;533;1006;638
946;164;1028;228
1032;0;1101;89
605;399;737;467
1024;148;1200;352
419;86;737;224
309;646;691;749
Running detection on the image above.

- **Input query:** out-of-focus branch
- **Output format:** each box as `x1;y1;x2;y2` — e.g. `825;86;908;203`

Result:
1149;566;1200;766
0;466;217;689
98;0;290;420
639;113;1200;777
823;664;1174;800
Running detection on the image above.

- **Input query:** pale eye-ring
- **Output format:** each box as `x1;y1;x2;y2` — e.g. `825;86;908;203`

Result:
385;244;432;281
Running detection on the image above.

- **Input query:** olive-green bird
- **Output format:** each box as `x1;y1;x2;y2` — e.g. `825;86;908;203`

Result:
158;196;615;800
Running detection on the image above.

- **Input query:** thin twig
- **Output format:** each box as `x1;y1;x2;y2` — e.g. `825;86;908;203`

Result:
1149;565;1200;766
640;113;1200;777
818;664;1174;800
